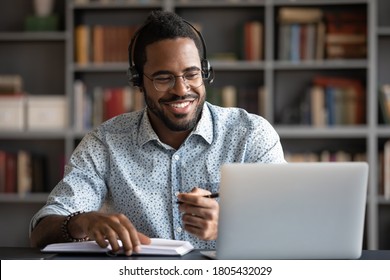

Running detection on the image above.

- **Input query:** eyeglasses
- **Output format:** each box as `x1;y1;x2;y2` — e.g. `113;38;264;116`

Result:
143;70;204;92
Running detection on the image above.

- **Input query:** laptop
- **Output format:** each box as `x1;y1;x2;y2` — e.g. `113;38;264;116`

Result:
205;162;368;260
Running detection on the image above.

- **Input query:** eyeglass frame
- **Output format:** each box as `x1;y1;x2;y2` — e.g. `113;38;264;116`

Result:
143;69;205;92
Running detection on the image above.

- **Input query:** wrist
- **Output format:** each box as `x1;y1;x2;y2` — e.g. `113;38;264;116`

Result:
61;211;89;242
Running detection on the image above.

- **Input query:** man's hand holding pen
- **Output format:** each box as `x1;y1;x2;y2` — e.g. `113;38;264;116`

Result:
177;187;219;241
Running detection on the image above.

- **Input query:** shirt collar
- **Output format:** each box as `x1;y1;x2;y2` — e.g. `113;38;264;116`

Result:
137;103;214;147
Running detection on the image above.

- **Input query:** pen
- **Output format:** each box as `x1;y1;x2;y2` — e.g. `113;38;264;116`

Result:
176;192;219;204
203;192;219;199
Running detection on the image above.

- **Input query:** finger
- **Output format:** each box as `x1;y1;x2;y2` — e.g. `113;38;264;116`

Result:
178;187;211;204
117;216;141;255
138;232;151;245
182;215;218;240
93;231;109;249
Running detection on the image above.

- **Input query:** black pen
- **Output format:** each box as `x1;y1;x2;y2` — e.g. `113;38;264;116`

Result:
176;192;219;204
203;192;219;199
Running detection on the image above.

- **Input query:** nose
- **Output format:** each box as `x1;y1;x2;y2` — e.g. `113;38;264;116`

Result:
172;76;190;95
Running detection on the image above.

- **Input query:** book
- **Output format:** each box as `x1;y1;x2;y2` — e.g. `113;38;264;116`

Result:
278;7;323;24
324;11;367;59
310;85;326;127
74;25;90;64
313;76;365;125
379;84;390;124
41;238;194;256
221;85;237;108
384;140;390;200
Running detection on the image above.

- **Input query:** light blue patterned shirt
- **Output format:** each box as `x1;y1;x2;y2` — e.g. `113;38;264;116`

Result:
30;102;285;249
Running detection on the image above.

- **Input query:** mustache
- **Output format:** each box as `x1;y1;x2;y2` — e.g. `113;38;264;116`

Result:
159;94;199;103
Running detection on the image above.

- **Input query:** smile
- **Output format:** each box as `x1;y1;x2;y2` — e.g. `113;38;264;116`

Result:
169;101;192;108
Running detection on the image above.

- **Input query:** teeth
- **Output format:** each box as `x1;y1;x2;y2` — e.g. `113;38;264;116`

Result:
170;101;190;108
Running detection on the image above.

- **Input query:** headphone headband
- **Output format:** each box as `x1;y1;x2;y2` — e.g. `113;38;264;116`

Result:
128;19;214;87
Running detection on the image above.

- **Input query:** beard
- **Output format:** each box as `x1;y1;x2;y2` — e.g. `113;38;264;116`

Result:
144;91;205;132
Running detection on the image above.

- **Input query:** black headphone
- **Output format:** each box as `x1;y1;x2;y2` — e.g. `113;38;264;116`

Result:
127;20;214;87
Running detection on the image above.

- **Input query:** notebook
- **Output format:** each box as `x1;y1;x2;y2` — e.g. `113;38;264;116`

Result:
206;162;368;260
42;238;194;256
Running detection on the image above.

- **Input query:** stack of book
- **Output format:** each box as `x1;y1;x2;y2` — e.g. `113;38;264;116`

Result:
300;76;365;126
324;11;367;59
278;7;325;61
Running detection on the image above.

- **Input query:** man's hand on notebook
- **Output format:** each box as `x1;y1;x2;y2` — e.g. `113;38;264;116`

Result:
69;211;151;256
177;187;219;241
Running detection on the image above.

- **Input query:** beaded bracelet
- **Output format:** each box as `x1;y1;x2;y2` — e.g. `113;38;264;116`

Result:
61;211;89;242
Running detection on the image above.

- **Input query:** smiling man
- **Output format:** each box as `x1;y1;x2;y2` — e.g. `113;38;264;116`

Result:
29;11;286;256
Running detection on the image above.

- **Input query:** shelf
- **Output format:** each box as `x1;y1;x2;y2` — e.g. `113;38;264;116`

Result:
0;193;49;203
71;1;162;9
0;130;71;140
377;127;390;137
273;59;368;70
378;196;390;205
211;60;266;71
72;62;128;72
272;0;369;5
175;0;266;8
0;32;67;41
276;126;369;138
377;27;390;36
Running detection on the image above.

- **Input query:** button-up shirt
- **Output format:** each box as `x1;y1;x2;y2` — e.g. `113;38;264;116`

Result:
30;102;286;249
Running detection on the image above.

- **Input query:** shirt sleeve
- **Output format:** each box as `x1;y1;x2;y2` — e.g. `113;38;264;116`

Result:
246;116;287;163
29;130;110;232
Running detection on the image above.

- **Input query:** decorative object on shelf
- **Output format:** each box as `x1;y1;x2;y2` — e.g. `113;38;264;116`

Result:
25;0;58;31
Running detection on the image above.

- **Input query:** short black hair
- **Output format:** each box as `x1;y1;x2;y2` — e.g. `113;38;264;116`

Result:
130;10;204;82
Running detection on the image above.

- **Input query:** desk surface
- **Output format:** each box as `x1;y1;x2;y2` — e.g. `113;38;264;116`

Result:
1;248;390;260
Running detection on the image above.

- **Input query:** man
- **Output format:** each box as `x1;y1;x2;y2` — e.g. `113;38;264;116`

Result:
30;11;285;256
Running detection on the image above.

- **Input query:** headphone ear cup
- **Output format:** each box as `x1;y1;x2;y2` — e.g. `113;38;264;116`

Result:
201;59;214;84
128;66;141;87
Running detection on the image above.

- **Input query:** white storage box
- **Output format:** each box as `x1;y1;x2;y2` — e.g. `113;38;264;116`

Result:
27;96;68;130
0;95;26;131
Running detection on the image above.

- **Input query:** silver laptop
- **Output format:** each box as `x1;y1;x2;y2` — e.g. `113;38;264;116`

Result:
210;162;368;260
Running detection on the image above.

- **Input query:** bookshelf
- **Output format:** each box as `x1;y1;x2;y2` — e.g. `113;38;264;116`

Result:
0;0;389;250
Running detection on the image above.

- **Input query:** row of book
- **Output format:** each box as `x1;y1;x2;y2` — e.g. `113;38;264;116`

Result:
206;85;266;116
0;150;48;194
278;7;367;61
74;20;264;64
279;76;365;126
285;150;367;163
73;80;145;131
75;24;138;64
74;0;160;4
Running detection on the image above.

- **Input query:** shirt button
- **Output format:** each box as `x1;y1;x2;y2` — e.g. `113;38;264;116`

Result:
176;227;182;233
175;191;180;197
173;154;180;161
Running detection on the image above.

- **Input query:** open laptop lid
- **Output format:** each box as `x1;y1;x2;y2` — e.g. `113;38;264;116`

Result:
216;162;369;260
